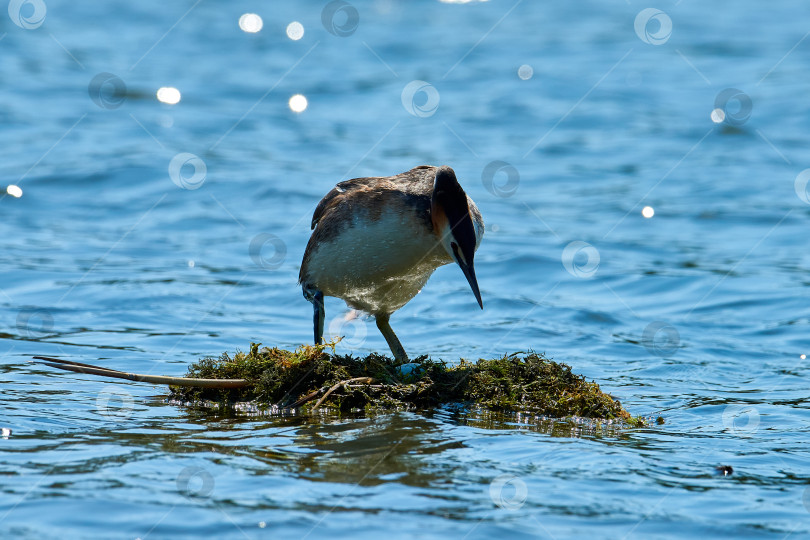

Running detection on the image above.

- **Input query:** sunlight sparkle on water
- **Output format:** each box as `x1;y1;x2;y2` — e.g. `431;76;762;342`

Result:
286;22;304;40
518;64;533;80
239;13;263;33
156;87;181;105
6;185;22;198
642;206;654;218
289;94;308;113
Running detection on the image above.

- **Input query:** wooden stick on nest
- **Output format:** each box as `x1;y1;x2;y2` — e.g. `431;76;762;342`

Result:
286;377;375;409
34;356;377;409
313;377;374;408
32;356;250;389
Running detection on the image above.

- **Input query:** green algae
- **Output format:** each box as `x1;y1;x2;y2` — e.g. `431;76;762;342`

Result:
169;342;643;425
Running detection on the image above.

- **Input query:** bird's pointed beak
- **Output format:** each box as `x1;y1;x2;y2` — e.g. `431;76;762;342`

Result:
457;259;483;309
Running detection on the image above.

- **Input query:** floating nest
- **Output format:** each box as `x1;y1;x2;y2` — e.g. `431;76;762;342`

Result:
168;342;643;425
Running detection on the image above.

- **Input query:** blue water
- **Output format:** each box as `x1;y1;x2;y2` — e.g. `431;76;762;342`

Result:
3;0;810;538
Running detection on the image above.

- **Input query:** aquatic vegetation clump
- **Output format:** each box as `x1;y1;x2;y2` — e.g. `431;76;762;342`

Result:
169;342;639;423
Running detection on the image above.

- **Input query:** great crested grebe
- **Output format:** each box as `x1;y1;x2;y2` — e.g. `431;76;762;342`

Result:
299;165;484;361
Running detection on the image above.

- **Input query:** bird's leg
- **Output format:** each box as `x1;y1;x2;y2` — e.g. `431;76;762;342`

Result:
303;286;325;344
312;291;325;344
375;314;408;362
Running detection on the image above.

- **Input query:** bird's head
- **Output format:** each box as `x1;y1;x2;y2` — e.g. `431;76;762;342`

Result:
430;166;483;309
